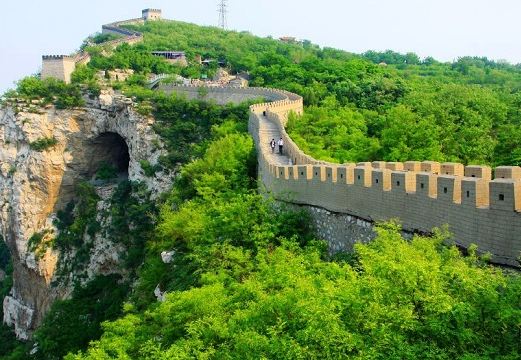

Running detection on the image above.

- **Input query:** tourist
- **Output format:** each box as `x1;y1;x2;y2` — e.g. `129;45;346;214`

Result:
270;138;276;153
278;137;284;155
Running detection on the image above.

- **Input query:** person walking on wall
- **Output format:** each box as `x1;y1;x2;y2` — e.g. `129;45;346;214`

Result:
278;137;284;155
270;138;276;153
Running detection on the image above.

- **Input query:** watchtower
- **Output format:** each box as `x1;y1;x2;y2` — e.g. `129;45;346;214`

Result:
142;9;162;21
41;55;76;84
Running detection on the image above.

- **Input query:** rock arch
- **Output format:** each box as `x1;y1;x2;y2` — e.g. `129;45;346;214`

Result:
86;132;130;179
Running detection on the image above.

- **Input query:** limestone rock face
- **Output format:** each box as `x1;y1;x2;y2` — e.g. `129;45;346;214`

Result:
0;94;172;339
3;294;34;340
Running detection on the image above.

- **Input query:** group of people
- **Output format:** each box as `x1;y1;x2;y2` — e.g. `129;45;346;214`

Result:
270;138;284;155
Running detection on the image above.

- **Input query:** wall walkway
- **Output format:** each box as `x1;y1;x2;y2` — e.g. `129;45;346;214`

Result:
236;86;521;266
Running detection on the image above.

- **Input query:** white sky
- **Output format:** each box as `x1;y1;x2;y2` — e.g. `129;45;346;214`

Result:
1;0;521;93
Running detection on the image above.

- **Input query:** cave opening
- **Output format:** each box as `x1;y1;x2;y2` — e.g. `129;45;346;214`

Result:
87;132;130;181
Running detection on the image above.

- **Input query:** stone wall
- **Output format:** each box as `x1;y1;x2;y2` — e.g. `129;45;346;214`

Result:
246;87;521;266
101;21;143;37
159;84;289;105
283;203;376;253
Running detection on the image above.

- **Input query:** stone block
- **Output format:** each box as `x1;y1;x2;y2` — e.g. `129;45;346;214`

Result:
372;161;386;169
421;161;441;174
404;161;421;172
391;171;416;193
312;166;326;182
495;166;521;181
441;162;464;176
325;166;337;183
465;165;492;180
461;178;489;207
354;166;372;187
372;169;392;191
490;180;521;211
438;175;462;204
297;165;313;180
386;162;404;171
416;173;437;198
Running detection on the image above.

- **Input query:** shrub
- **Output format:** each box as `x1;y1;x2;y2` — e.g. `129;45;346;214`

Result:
135;100;153;116
53;182;99;250
139;160;162;177
29;137;58;152
95;162;118;180
71;65;96;84
90;33;121;45
27;229;53;258
15;77;85;109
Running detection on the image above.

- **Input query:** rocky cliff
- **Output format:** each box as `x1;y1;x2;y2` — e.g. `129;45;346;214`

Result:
0;91;172;339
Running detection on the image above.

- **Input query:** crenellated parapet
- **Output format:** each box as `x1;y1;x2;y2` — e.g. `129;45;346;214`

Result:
142;9;162;21
245;87;521;266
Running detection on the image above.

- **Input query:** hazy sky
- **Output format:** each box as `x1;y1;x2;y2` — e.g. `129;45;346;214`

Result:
1;0;521;93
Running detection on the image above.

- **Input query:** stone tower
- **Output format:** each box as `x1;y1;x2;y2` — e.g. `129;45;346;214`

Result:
142;9;162;21
41;55;76;84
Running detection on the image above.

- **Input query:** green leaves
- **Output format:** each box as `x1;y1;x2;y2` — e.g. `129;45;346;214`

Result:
286;104;381;163
15;77;85;109
71;223;521;360
35;275;130;360
29;137;58;152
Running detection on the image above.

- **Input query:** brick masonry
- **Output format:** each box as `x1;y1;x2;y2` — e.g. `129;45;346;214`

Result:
242;86;521;266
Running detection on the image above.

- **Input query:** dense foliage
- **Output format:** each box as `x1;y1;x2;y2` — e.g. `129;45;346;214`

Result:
69;224;521;360
109;21;521;166
120;87;253;167
29;137;58;152
32;275;129;360
6;77;85;109
53;182;100;252
3;17;521;360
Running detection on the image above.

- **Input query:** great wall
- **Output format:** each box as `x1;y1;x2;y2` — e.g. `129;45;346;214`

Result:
246;86;521;266
105;79;521;266
38;9;521;266
3;7;521;340
40;9;159;83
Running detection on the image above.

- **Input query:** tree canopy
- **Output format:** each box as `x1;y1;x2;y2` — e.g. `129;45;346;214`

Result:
3;18;521;360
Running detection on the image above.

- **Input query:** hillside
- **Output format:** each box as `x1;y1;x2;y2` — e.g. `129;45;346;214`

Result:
61;19;521;167
1;15;521;360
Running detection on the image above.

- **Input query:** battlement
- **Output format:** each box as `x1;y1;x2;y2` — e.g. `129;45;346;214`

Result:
159;84;296;106
244;86;521;266
142;8;162;21
265;160;521;210
42;55;74;60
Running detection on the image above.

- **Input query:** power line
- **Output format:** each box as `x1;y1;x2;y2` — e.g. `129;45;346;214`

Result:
218;0;228;29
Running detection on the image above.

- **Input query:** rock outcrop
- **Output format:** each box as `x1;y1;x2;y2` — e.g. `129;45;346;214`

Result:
0;91;172;339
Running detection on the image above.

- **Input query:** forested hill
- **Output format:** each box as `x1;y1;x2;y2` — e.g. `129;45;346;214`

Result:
2;18;521;360
112;20;521;167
